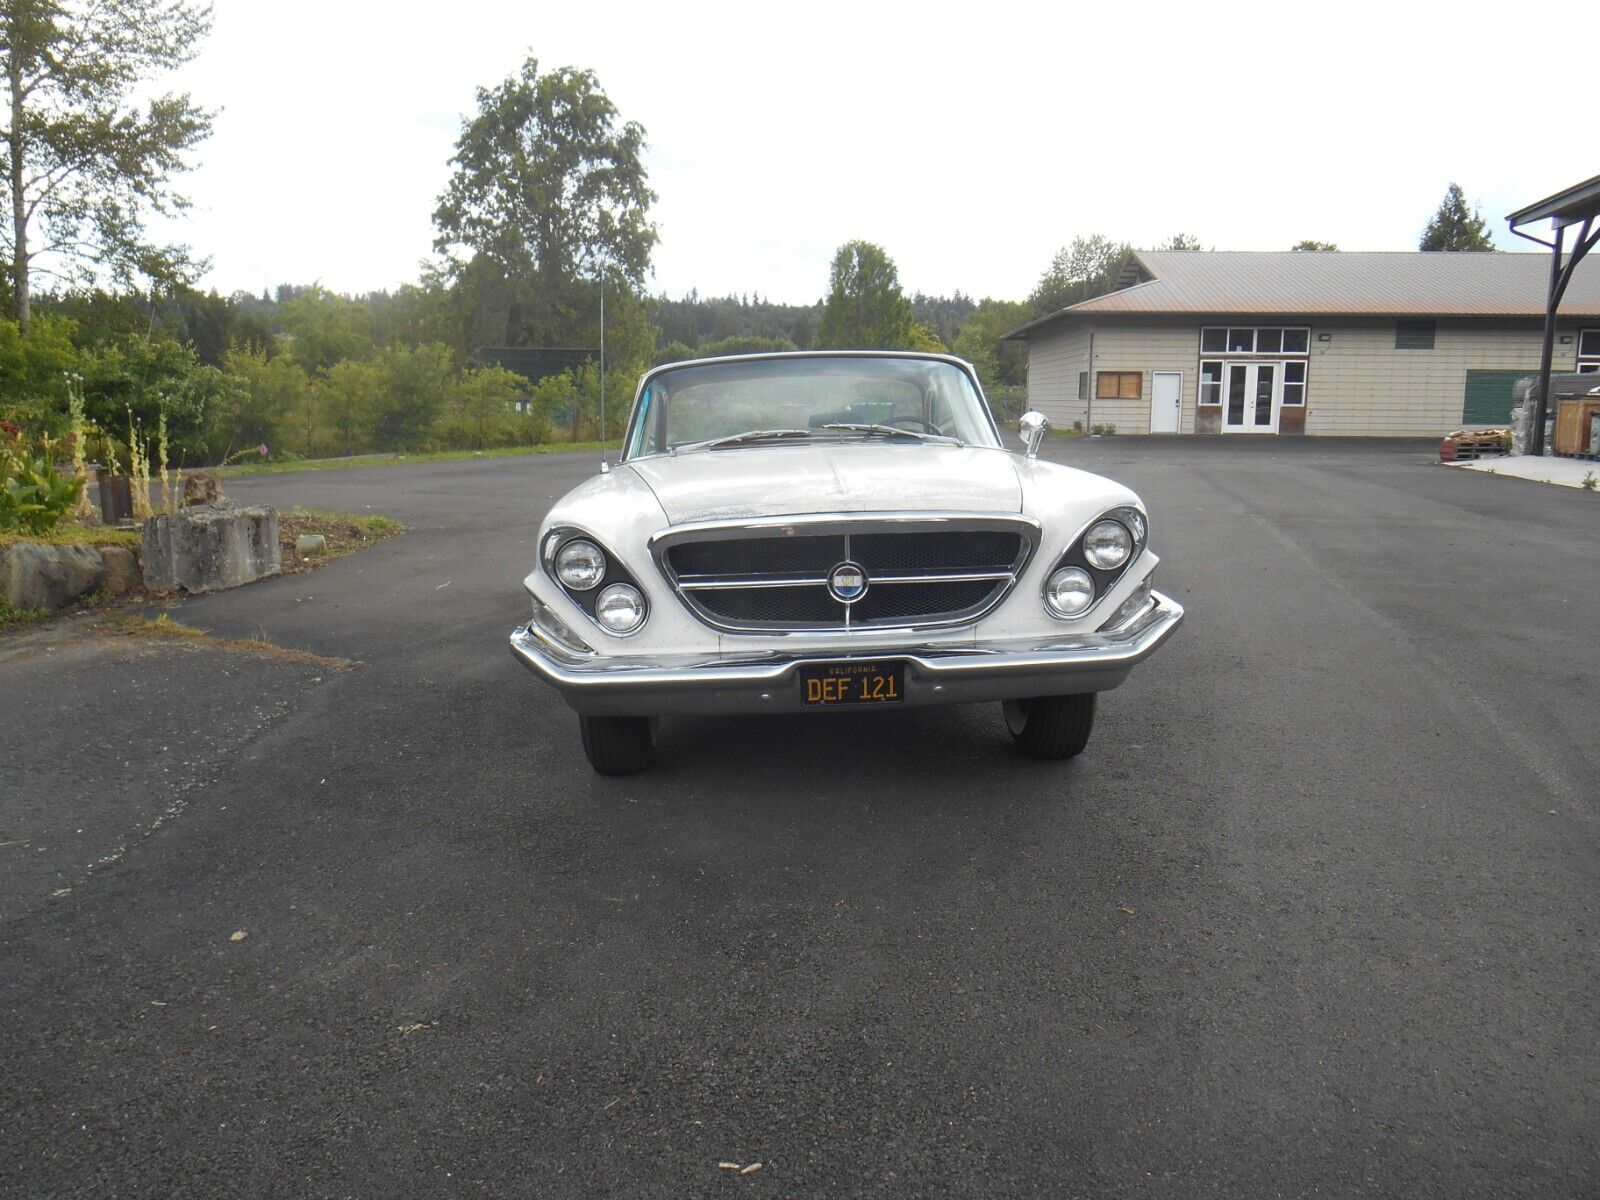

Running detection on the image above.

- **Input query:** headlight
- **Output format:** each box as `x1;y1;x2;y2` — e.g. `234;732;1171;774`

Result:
594;583;647;633
555;539;606;590
1083;520;1133;570
1044;566;1095;617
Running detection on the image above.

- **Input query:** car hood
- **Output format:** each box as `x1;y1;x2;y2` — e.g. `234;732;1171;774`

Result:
625;443;1023;524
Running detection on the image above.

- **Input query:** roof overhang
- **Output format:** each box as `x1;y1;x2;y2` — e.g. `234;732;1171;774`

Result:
1507;173;1600;232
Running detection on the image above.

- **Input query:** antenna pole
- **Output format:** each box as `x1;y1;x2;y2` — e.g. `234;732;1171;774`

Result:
598;261;607;472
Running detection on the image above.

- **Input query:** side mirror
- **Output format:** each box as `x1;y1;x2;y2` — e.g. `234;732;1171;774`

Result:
1019;411;1049;459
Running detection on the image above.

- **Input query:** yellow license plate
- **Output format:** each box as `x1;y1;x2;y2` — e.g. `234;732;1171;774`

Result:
800;661;905;706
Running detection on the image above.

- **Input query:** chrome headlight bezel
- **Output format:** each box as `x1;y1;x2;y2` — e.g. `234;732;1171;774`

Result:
554;539;607;591
1044;566;1095;617
594;583;647;634
1040;504;1149;621
541;526;650;636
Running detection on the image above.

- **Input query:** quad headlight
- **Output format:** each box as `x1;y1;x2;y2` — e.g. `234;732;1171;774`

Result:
1083;520;1133;570
595;583;647;633
555;539;606;590
1044;566;1095;617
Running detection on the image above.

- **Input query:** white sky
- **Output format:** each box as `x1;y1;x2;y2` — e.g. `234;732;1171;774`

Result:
153;0;1592;305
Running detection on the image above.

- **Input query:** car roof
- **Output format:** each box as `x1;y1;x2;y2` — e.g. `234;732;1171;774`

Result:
636;349;979;392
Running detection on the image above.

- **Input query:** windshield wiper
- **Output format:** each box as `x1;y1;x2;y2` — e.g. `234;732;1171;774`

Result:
821;422;963;447
675;428;817;453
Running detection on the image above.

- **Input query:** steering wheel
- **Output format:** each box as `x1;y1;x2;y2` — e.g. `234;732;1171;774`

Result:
886;415;943;434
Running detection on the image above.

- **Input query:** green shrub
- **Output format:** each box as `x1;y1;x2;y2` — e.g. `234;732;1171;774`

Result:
1;442;86;535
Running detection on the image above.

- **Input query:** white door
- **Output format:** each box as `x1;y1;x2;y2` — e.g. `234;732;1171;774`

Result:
1150;371;1182;433
1222;361;1280;433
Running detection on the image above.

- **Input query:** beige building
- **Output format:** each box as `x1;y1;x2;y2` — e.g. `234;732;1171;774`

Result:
1006;251;1600;436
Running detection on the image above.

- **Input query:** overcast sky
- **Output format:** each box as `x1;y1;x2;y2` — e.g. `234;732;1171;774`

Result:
155;0;1591;305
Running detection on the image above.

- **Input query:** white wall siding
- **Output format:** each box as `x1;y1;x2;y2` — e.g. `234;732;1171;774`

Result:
1023;315;1591;437
1085;323;1201;434
1024;325;1089;429
1305;320;1581;435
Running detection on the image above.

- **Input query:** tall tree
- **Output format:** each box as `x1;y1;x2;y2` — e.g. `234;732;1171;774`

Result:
813;240;916;350
1419;184;1494;252
1291;240;1339;251
1158;233;1204;251
0;0;213;333
433;58;657;350
1029;235;1132;314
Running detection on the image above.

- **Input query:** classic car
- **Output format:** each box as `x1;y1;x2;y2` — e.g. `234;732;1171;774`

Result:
511;351;1183;775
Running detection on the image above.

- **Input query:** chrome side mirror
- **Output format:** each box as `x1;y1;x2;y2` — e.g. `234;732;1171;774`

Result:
1019;411;1049;459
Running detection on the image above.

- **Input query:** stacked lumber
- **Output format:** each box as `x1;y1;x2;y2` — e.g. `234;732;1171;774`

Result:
1439;428;1509;462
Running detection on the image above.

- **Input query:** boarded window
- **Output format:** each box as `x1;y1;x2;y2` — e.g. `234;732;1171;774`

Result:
1096;371;1141;399
1462;369;1529;425
1396;321;1436;350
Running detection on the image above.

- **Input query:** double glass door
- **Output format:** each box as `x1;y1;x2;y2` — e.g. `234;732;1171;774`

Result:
1224;361;1279;433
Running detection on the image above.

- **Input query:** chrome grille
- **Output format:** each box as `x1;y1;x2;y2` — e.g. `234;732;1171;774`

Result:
654;517;1036;632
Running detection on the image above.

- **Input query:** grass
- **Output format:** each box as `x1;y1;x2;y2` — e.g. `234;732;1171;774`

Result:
0;522;142;552
116;613;354;670
278;508;404;572
0;595;47;632
217;441;606;477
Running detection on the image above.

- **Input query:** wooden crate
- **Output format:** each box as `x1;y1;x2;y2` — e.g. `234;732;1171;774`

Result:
1554;399;1600;455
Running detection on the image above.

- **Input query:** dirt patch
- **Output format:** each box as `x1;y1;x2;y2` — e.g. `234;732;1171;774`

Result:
277;509;403;574
114;614;355;670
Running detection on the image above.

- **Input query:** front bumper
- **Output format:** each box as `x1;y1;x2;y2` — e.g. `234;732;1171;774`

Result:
510;590;1184;716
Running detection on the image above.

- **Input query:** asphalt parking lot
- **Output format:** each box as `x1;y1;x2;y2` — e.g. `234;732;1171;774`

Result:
4;437;1597;1198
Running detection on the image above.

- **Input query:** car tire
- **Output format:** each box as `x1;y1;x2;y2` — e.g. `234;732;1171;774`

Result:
1002;693;1096;760
579;714;655;776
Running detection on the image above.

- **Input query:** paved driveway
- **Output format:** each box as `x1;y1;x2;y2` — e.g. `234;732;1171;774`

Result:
3;438;1597;1197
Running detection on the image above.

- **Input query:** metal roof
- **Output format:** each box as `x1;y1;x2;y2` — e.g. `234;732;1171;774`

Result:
1507;172;1600;231
1006;250;1600;337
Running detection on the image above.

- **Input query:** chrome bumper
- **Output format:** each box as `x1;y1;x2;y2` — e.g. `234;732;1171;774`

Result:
510;591;1183;717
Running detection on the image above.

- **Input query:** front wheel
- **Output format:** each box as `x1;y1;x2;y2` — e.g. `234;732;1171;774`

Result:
1002;693;1096;760
579;714;655;775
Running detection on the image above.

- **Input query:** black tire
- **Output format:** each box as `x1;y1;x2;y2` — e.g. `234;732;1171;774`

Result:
1002;693;1097;760
579;714;655;776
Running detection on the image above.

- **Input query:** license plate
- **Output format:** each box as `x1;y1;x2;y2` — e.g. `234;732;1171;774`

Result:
799;660;905;707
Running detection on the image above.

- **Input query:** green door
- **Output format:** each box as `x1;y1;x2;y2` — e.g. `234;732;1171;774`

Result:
1463;369;1530;425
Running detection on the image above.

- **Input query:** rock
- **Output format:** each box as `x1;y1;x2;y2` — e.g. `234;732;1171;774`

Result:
141;502;281;595
0;542;106;612
295;533;327;557
182;472;224;506
98;546;142;596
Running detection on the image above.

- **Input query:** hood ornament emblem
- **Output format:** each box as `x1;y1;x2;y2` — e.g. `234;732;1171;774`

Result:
827;561;868;604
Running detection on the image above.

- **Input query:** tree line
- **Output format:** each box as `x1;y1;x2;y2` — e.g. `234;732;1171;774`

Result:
0;0;1499;468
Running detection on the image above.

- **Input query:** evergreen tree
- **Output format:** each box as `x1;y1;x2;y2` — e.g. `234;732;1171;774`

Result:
1419;184;1495;251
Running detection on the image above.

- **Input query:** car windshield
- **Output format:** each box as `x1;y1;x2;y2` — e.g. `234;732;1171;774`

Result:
623;355;1001;458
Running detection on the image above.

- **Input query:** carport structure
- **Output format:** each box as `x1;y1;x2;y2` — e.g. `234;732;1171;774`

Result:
1508;172;1600;454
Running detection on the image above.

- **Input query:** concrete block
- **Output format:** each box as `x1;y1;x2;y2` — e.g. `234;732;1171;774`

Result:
0;542;106;612
295;533;327;557
141;503;281;595
98;546;143;595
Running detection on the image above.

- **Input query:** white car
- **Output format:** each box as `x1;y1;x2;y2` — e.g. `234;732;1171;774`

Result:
511;352;1183;774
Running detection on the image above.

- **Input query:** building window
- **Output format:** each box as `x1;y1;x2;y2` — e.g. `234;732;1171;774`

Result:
1580;329;1600;371
1096;371;1141;400
1396;320;1436;350
1200;326;1311;355
1283;360;1307;405
1199;360;1223;405
1078;371;1088;400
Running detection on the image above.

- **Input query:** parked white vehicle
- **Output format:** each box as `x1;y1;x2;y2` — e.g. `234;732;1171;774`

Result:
512;352;1183;774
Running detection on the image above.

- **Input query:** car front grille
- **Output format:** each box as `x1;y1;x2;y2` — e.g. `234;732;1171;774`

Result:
655;519;1035;632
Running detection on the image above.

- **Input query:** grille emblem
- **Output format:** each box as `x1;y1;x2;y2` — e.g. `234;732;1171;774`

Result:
827;561;868;604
